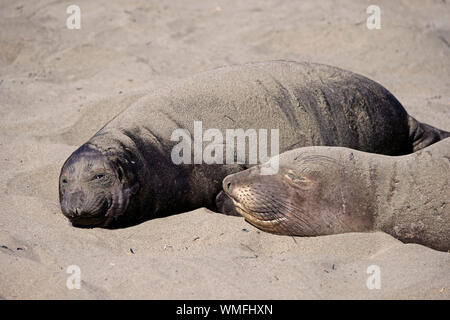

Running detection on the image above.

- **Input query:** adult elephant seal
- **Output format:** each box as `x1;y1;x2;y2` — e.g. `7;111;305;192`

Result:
59;61;449;228
222;138;450;251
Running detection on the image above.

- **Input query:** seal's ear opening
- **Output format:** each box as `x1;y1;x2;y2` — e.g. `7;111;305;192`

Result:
109;156;125;182
117;165;124;182
128;182;140;195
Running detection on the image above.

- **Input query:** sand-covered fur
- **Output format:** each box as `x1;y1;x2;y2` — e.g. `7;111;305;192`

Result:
59;61;448;227
223;138;450;251
1;0;449;299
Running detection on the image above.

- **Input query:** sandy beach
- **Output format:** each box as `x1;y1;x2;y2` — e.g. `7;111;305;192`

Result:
0;0;449;299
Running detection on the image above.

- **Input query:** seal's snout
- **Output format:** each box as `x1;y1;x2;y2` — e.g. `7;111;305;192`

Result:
67;190;86;215
223;176;233;194
59;177;112;227
61;190;91;219
222;169;261;201
61;189;110;227
222;174;243;201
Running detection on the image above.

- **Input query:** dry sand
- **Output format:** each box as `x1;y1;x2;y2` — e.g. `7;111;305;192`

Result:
0;0;449;299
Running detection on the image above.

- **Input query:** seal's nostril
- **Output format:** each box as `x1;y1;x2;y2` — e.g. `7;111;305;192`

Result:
75;208;80;215
226;181;232;190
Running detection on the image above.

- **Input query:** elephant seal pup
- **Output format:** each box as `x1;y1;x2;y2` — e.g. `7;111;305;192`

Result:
222;138;450;251
59;61;449;228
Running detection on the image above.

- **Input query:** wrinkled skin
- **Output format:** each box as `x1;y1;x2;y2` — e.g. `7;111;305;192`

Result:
221;140;450;252
58;61;450;228
222;154;375;236
59;145;139;228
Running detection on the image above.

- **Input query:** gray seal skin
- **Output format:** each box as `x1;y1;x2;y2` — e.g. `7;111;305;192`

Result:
58;61;449;228
222;138;450;252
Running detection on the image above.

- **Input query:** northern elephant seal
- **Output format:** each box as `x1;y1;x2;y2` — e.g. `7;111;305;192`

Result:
59;61;449;228
222;138;450;251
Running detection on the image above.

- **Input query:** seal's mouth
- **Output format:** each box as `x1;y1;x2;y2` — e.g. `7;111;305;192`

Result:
65;197;111;228
63;183;138;228
70;215;108;228
223;167;307;236
225;187;288;233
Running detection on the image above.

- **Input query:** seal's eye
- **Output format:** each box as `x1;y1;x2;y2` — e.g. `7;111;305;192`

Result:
285;171;310;184
90;172;114;186
62;178;68;184
285;171;301;181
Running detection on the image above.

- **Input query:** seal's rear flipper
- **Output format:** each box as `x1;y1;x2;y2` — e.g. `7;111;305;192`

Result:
408;116;450;152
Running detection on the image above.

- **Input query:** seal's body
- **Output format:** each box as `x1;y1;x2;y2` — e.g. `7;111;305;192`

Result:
59;61;449;228
223;138;450;251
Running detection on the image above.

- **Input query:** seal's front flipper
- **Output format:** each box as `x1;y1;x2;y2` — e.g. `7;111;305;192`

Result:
409;116;450;152
215;190;241;216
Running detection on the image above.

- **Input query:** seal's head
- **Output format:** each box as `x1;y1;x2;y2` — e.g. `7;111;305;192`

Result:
222;149;374;236
59;144;139;228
